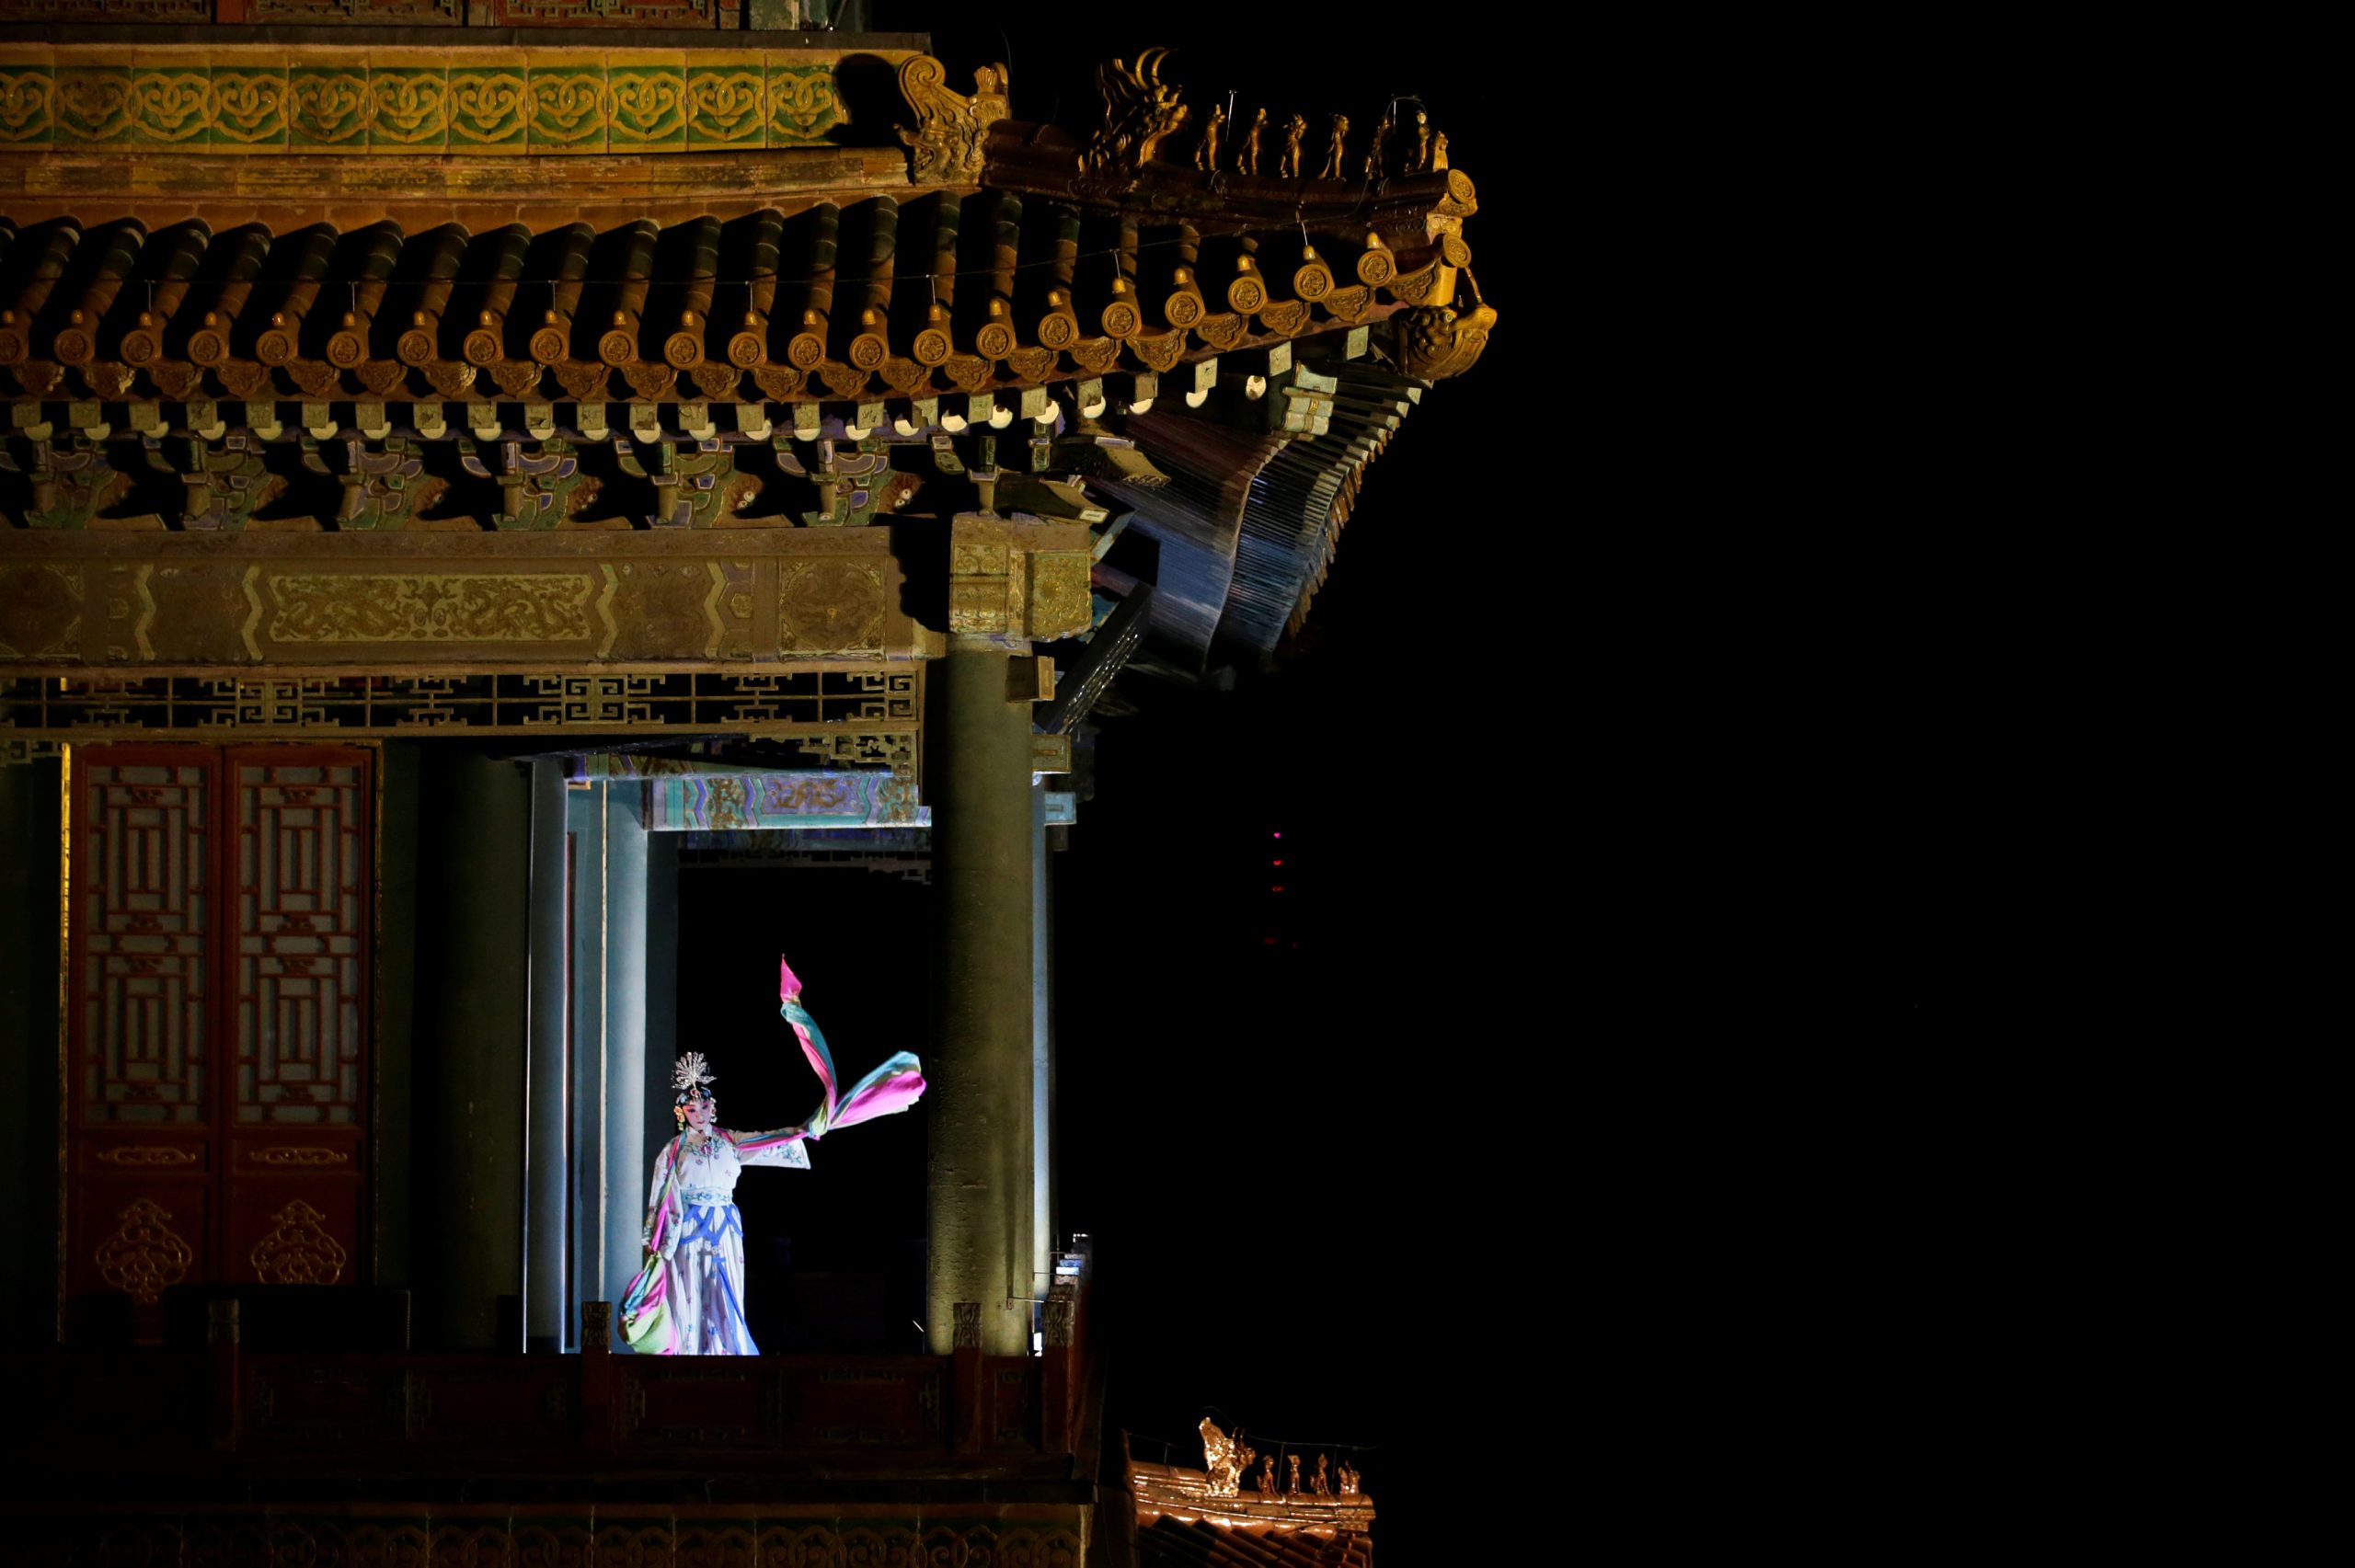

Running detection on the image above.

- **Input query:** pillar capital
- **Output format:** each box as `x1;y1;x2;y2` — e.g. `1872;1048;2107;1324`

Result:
948;513;1095;645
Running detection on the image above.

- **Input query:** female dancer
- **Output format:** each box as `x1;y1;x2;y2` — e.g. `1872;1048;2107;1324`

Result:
621;958;924;1355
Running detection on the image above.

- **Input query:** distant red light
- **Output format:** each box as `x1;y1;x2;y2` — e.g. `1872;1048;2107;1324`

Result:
1270;886;1285;894
1263;937;1279;945
1271;859;1283;867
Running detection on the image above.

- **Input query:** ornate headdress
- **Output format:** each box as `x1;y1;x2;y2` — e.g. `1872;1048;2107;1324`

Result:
671;1051;716;1104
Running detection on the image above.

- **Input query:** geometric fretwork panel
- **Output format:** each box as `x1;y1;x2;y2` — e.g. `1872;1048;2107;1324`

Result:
78;759;212;1126
487;0;711;20
234;758;366;1125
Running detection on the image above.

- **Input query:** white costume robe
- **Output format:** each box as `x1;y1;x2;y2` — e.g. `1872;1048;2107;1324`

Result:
633;1127;808;1356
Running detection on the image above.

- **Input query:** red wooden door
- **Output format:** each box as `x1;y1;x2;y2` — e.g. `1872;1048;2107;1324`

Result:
67;743;371;1338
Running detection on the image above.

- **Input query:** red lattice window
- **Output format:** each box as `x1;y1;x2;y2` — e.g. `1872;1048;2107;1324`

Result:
66;744;373;1339
234;760;366;1126
77;756;213;1127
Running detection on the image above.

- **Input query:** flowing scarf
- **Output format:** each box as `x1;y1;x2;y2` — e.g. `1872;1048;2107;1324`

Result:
618;956;926;1354
778;956;928;1139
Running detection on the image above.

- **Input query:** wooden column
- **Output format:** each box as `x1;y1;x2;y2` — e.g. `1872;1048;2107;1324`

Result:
413;750;532;1350
1029;779;1051;1327
524;761;568;1353
600;783;652;1344
0;755;62;1340
926;646;1036;1356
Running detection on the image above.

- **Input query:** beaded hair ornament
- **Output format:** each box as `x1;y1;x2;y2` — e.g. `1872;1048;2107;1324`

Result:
671;1050;716;1128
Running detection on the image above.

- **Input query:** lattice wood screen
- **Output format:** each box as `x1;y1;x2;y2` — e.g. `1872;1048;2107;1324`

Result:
65;743;371;1338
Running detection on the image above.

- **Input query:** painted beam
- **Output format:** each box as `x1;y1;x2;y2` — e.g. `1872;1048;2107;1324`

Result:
642;769;923;830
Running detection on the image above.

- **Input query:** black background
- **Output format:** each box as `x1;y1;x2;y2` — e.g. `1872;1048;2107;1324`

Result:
675;15;1550;1558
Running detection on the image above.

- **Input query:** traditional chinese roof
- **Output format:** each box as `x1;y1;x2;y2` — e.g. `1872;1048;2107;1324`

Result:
0;32;1487;407
1127;1437;1377;1568
1;30;1496;690
0;195;1459;407
1133;1516;1375;1568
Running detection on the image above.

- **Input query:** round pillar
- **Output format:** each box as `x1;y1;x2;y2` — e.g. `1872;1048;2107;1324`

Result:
926;646;1037;1356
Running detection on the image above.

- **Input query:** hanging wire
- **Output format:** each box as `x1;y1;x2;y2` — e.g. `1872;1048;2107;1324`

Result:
1134;1425;1379;1458
117;229;1401;297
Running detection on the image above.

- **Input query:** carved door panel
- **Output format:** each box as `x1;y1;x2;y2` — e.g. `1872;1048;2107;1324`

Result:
224;750;369;1290
67;744;370;1338
68;747;219;1335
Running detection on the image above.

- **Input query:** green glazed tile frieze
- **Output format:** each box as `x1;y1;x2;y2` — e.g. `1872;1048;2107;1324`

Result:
287;64;370;150
448;64;528;152
605;54;686;152
52;65;134;144
367;60;449;150
0;64;52;146
0;45;908;155
526;59;605;155
764;62;841;145
207;66;291;151
685;57;764;150
131;64;213;147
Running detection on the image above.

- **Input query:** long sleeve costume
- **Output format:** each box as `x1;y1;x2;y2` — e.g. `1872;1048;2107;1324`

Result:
632;1126;810;1356
619;958;924;1356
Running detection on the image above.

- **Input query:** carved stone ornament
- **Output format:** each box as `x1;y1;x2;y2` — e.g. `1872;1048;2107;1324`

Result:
1195;313;1248;351
1391;276;1497;381
95;1197;194;1304
896;55;1008;184
147;361;205;400
250;1198;349;1285
752;364;808;400
287;360;341;399
1129;331;1188;372
1080;50;1189;182
94;1146;199;1167
217;360;274;400
1258;299;1310;338
817;360;872;398
555;361;611;402
1004;345;1057;384
250;1146;350;1167
79;361;138;400
1200;1419;1253;1499
491;361;546;398
9;359;63;398
268;573;595;644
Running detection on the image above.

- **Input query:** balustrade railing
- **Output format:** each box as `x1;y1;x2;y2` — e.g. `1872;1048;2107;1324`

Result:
9;1245;1098;1475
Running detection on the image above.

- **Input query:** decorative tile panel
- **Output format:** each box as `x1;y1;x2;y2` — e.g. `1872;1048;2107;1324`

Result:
685;52;764;152
257;0;460;20
0;45;915;158
604;51;686;154
447;62;528;155
287;63;370;153
0;51;52;148
7;0;207;18
206;61;290;153
52;61;136;146
525;51;604;155
764;56;842;145
233;759;366;1126
78;759;213;1127
129;54;212;148
491;0;715;24
366;56;449;153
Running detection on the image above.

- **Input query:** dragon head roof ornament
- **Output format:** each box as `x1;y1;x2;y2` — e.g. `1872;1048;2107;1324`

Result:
1080;49;1191;184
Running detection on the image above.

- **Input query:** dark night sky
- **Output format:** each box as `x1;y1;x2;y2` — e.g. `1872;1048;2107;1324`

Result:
674;17;2028;1555
680;17;1549;1558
